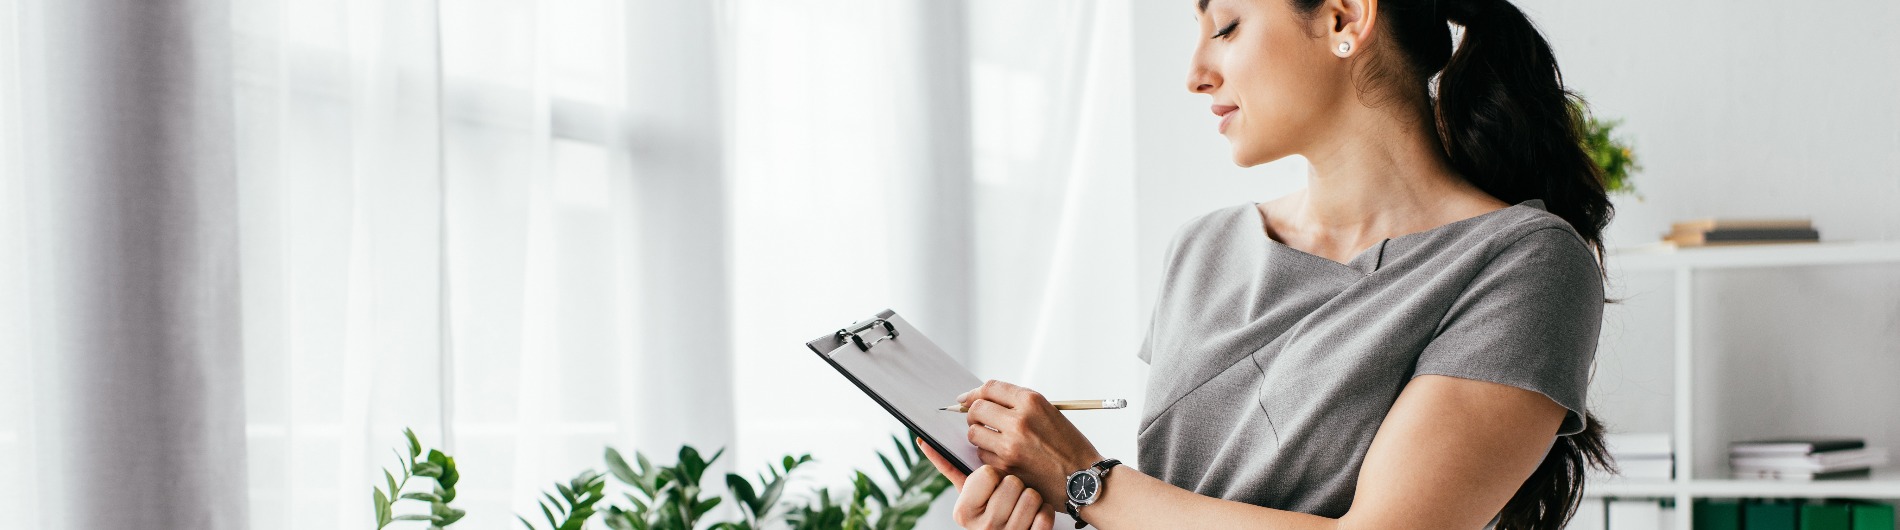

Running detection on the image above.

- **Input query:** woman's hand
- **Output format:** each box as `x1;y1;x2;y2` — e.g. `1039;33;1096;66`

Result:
958;380;1105;505
919;438;1056;530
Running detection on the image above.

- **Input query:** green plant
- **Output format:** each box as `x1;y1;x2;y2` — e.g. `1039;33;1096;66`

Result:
862;435;954;530
519;470;608;530
601;446;725;530
372;428;466;530
370;429;954;530
1573;98;1642;198
786;435;954;530
715;453;814;530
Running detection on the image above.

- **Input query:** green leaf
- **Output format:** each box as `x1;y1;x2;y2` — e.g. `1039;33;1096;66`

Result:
402;492;442;503
395;514;436;521
606;448;638;485
385;470;402;498
878;453;902;487
693;496;722;516
856;471;888;507
541;500;561;529
374;488;392;527
405;428;423;459
891;435;914;466
726;473;759;515
432;451;460;489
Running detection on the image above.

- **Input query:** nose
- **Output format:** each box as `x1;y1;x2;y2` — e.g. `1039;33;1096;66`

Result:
1187;49;1219;94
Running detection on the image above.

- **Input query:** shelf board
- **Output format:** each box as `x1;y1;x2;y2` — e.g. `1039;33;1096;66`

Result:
1586;468;1900;499
1607;240;1900;271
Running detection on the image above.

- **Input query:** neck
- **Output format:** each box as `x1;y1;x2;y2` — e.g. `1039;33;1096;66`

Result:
1289;100;1488;241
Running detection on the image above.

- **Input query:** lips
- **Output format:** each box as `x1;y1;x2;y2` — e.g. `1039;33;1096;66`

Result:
1212;104;1238;133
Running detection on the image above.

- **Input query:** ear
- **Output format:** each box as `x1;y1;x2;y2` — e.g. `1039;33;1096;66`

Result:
1318;0;1380;57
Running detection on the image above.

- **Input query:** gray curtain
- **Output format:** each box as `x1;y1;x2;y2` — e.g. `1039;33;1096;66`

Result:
21;0;248;527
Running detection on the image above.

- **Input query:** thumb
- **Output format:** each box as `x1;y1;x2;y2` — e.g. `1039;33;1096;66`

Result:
917;437;967;490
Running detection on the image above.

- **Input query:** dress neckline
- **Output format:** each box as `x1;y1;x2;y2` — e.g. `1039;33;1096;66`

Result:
1250;199;1545;273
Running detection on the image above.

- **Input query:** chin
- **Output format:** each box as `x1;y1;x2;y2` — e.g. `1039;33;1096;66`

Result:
1226;130;1293;168
1228;143;1275;168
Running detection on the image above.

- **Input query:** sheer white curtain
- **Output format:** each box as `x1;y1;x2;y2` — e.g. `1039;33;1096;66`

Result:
2;0;1142;528
964;0;1146;472
4;0;248;527
230;0;731;529
726;3;1141;529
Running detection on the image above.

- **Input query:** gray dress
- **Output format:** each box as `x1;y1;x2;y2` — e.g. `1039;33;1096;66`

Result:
1135;199;1604;519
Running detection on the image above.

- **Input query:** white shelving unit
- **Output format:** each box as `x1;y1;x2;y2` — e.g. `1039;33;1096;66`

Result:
1586;240;1900;528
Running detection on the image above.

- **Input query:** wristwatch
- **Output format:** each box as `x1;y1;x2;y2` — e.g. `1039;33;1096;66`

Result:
1063;458;1121;529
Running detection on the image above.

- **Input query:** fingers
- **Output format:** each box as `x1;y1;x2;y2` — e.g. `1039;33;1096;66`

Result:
965;398;1017;433
952;466;1051;530
984;475;1026;528
953;466;1002;527
1004;485;1043;530
961;379;1046;410
1032;505;1055;530
969;423;1007;459
918;438;967;489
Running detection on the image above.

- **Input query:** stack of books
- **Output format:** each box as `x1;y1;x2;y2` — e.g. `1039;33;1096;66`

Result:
1730;438;1889;480
1600;432;1674;480
1663;218;1819;247
1694;499;1895;530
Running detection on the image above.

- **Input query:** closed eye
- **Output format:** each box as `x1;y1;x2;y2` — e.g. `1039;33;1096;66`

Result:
1213;20;1238;39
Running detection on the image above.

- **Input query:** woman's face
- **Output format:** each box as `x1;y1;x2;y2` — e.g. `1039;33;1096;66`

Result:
1190;0;1353;167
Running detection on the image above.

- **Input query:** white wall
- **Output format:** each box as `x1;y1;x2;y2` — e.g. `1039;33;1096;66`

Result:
1125;0;1900;476
1515;0;1900;476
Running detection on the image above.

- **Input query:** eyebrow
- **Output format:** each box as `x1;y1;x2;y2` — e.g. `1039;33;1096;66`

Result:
1199;0;1211;12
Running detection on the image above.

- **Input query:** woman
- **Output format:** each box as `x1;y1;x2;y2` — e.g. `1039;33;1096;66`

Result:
918;0;1616;528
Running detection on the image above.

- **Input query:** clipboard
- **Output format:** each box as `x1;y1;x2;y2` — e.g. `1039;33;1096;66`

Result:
804;309;983;475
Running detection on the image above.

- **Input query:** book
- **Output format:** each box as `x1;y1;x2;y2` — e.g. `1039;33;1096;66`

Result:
1607;432;1674;459
1568;498;1606;530
1609;499;1665;530
1731;447;1888;471
1692;500;1741;530
1801;503;1854;530
1743;501;1799;530
1671;218;1812;232
1730;467;1874;481
1608;457;1675;479
1730;438;1866;456
1850;502;1894;530
1665;228;1820;246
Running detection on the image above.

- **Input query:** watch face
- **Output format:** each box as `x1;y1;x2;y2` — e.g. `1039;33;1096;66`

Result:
1067;472;1098;501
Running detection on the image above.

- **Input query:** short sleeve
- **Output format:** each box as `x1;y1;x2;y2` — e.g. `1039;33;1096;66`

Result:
1412;226;1605;436
1137;214;1204;365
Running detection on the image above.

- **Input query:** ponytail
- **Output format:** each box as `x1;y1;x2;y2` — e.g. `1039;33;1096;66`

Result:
1433;4;1617;527
1435;0;1615;269
1286;0;1620;527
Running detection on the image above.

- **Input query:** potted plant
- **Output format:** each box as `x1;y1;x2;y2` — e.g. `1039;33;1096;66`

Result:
374;429;953;530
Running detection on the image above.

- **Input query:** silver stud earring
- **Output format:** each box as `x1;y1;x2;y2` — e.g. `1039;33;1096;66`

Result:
1337;41;1352;55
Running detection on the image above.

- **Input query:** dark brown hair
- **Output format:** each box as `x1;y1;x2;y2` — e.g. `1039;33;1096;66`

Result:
1207;0;1620;527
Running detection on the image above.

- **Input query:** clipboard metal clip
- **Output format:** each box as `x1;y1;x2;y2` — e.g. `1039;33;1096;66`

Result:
837;318;899;352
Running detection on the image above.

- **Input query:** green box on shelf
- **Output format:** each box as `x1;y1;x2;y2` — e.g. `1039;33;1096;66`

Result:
1802;503;1853;530
1743;501;1798;530
1851;502;1895;530
1694;499;1741;530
